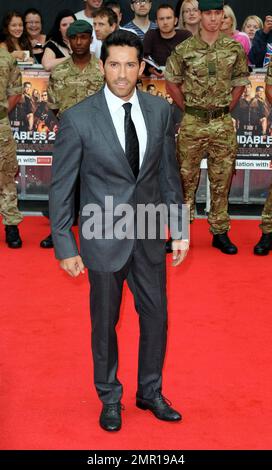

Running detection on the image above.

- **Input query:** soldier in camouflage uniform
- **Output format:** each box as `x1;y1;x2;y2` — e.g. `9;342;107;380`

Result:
41;20;104;248
254;57;272;255
165;0;249;254
0;48;23;248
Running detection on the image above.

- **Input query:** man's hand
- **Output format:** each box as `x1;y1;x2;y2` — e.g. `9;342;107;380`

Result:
263;16;272;34
60;256;85;277
172;240;189;267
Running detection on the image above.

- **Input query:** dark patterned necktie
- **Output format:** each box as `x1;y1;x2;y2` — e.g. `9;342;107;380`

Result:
123;102;139;178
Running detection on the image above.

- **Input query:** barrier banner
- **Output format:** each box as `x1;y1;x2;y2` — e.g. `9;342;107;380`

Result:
10;70;272;166
231;70;272;160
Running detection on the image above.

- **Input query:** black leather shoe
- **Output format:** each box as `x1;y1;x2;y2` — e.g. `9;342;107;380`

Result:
136;394;182;422
166;238;173;253
212;232;238;254
99;402;122;432
40;234;53;248
254;232;272;255
5;225;22;248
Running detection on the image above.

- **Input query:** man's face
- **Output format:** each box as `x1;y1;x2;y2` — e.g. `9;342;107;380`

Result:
147;85;156;95
256;87;265;100
99;45;145;101
156;8;177;34
69;33;92;56
86;0;103;9
201;10;224;33
93;15;117;40
24;84;32;95
244;84;252;98
165;93;173;104
131;0;152;19
41;91;48;102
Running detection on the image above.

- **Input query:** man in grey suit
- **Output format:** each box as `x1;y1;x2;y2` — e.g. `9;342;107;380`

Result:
50;30;189;432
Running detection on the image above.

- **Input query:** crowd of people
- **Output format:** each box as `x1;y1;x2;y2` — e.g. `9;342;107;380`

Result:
0;0;272;252
0;1;271;67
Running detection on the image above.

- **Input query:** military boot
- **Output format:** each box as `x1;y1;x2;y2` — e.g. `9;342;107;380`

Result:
254;232;272;256
5;225;22;248
212;232;237;254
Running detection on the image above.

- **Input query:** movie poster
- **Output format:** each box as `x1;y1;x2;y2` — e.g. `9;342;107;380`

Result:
9;68;59;164
231;71;272;168
138;76;182;132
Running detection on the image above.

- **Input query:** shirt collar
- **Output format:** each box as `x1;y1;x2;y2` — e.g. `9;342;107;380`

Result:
104;83;139;113
196;31;225;48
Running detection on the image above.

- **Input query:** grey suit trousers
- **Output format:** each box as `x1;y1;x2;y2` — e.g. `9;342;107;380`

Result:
88;240;167;404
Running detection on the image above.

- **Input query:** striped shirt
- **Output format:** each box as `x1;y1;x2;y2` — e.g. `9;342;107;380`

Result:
123;20;157;41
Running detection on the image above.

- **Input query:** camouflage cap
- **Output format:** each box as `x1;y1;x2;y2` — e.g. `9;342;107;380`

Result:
67;20;93;37
198;0;224;11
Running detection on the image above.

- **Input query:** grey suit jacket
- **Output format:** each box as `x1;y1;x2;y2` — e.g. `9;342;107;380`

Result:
49;88;184;271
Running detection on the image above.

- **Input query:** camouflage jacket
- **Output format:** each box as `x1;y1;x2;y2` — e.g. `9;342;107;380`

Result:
47;55;104;116
266;57;272;86
0;48;22;112
165;32;250;109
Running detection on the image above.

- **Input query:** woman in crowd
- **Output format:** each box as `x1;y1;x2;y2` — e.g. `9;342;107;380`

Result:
175;0;201;36
242;15;263;42
220;5;251;57
24;8;46;63
0;11;34;63
41;9;76;71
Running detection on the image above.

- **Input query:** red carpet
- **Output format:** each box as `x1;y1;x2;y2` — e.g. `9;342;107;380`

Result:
1;217;272;450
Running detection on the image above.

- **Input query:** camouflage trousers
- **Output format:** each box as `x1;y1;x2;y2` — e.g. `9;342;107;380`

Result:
260;183;272;233
0;120;23;225
177;113;237;235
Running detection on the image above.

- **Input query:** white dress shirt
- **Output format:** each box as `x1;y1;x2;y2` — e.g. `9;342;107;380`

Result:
104;84;147;167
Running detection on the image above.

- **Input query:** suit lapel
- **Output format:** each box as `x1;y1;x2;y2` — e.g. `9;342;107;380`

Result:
91;89;153;180
137;91;152;178
91;89;135;177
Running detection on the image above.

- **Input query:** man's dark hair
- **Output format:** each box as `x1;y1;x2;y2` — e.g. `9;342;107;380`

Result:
23;81;32;88
100;29;143;64
92;7;118;26
156;3;175;16
147;83;156;90
256;86;264;92
104;0;121;10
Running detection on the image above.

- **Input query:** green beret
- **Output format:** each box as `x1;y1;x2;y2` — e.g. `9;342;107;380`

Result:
198;0;224;11
67;20;93;38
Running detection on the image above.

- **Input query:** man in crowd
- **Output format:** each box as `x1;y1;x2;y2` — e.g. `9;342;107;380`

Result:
75;0;104;59
165;0;249;254
123;0;157;41
0;48;23;248
50;30;189;432
93;6;118;44
104;0;124;28
40;20;104;249
75;0;103;23
104;0;136;33
143;4;191;76
254;57;272;255
47;20;104;117
249;15;272;68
